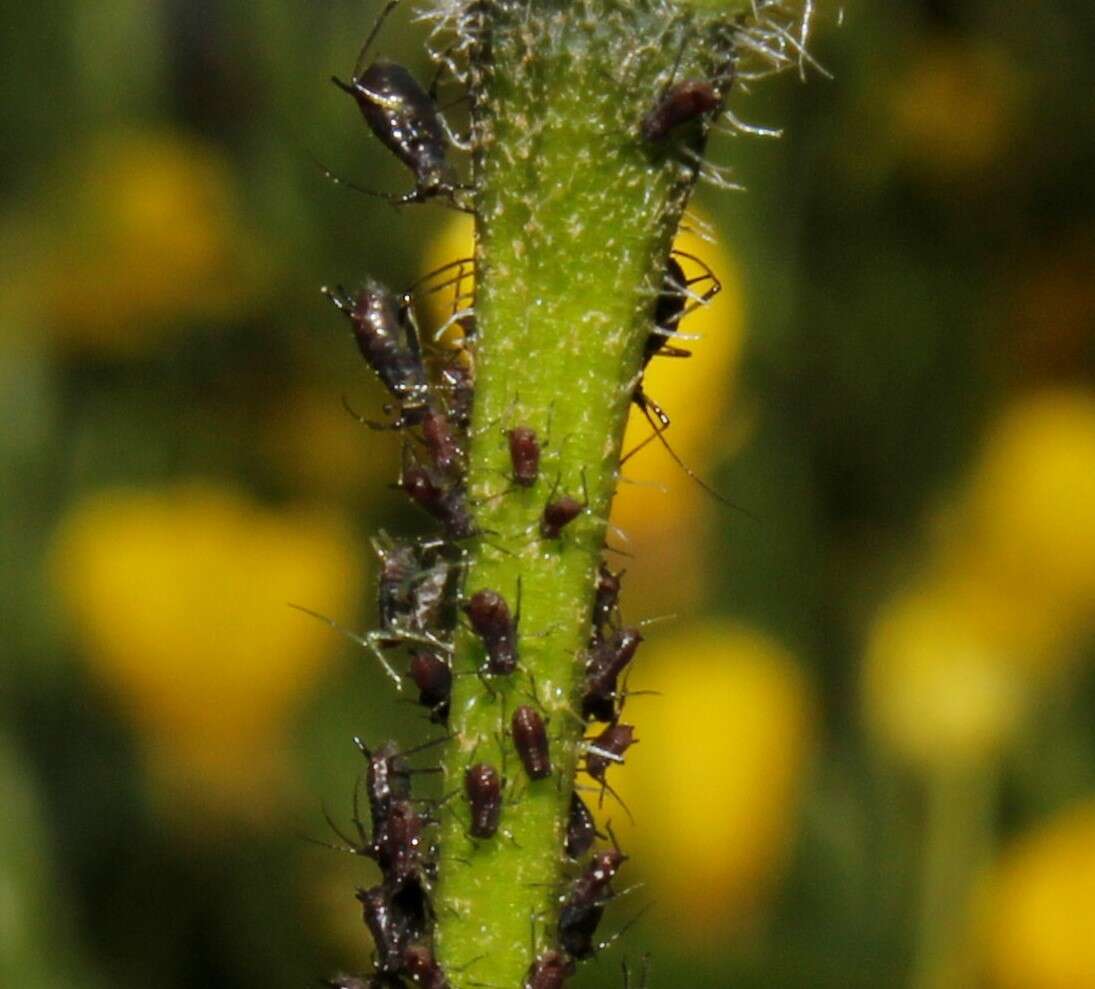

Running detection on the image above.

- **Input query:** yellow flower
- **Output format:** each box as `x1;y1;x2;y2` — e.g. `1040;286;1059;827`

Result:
981;801;1095;989
963;388;1095;620
862;578;1031;770
38;130;268;355
50;483;359;816
605;622;815;944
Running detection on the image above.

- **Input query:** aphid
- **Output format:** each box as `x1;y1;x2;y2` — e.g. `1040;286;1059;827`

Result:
463;587;519;675
539;472;588;540
374;537;450;644
581;627;643;722
512;705;552;781
324;280;430;425
331;0;462;207
400;459;476;540
356;738;415;833
591;562;624;636
640;79;722;143
421;406;463;477
585;722;638;786
524;949;575;989
356;884;411;975
558;847;627;959
403;945;450;989
407;651;452;722
565;791;599;860
464;762;503;839
507;426;541;487
373;798;429;884
440;360;474;432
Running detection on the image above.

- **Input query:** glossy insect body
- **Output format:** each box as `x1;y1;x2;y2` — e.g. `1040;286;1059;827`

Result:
464;762;503;839
408;652;452;722
640;79;722;143
524;950;575;989
464;588;519;675
512;705;552;780
582;627;643;721
565;792;598;860
403;945;450;989
422;407;463;477
591;563;623;635
507;426;541;487
400;463;475;540
540;495;584;539
325;280;429;423
357;738;414;831
558;848;626;958
357;885;412;975
373;798;428;883
585;723;638;784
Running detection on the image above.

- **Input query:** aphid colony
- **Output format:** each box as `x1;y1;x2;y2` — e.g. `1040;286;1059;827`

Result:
315;3;736;987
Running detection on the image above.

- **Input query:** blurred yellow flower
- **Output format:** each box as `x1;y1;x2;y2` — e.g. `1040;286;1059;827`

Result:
39;130;268;355
605;622;815;944
862;578;1031;770
963;388;1095;620
981;801;1095;989
890;40;1020;180
50;482;359;815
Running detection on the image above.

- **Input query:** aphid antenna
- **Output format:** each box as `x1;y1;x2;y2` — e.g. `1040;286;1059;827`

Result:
589;901;654;959
621;953;652;989
595;777;634;822
404;256;476;297
349;0;401;80
614;474;669;495
623;396;758;520
715;106;783;138
287;603;404;688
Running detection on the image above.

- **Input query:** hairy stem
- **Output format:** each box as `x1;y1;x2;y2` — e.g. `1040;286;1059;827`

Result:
433;0;746;983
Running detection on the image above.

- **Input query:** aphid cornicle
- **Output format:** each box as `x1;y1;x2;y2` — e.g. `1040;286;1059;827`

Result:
524;949;576;989
512;705;552;781
463;588;519;675
332;0;460;207
324;280;430;425
507;426;541;487
464;762;503;839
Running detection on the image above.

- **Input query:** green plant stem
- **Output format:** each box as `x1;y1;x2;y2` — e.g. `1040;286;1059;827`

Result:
432;0;744;984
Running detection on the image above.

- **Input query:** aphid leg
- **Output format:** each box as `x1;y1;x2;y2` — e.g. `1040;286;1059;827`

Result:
288;603;405;688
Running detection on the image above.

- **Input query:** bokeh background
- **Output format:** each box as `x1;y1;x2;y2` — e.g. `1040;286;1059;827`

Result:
2;1;1093;987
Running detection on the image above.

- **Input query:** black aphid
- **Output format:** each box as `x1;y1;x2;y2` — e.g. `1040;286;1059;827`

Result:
565;792;599;860
582;627;643;722
591;562;624;636
558;847;627;959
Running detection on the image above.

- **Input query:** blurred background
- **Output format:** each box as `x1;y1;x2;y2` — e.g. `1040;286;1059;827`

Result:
1;1;1093;987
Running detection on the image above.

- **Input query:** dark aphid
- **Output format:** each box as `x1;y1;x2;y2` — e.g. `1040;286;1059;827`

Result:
373;798;428;884
463;588;519;675
403;945;450;989
507;426;541;488
581;627;643;722
539;495;583;540
357;738;415;829
440;360;474;431
512;705;552;781
585;722;638;785
640;79;722;143
374;537;450;642
356;885;411;975
421;407;463;477
400;461;476;540
565;791;598;860
324;280;430;424
408;652;452;722
591;563;624;636
524;950;575;989
331;0;459;207
464;762;503;839
558;847;627;959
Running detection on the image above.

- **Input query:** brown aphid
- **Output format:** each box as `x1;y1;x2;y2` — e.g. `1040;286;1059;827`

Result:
356;885;410;975
400;462;475;540
565;791;598;860
507;426;541;487
408;652;452;722
403;945;450;989
581;627;643;722
540;495;584;540
585;722;638;784
592;562;623;635
640;79;723;143
512;705;552;780
464;762;503;839
524;950;575;989
463;588;518;675
558;847;627;959
421;407;463;477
